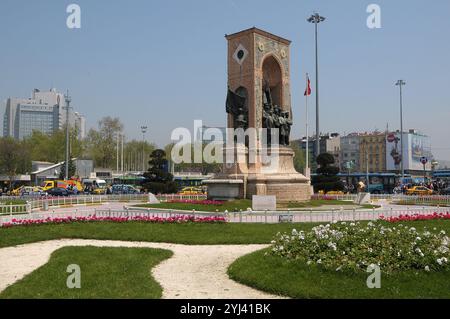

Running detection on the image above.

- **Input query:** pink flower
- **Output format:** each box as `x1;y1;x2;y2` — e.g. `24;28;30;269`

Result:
380;212;450;223
0;214;226;228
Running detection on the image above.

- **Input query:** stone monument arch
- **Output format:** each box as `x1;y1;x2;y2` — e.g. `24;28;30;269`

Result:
206;27;311;203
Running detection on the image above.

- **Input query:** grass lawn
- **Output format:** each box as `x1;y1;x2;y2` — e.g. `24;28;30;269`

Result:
0;199;27;205
1;220;450;249
0;222;320;248
136;199;253;212
0;246;172;299
1;220;450;298
228;248;450;299
135;199;375;212
395;200;450;207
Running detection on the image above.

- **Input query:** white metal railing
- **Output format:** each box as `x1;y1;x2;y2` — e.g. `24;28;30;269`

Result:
390;195;450;206
25;194;207;211
312;193;450;204
0;204;30;216
2;205;448;226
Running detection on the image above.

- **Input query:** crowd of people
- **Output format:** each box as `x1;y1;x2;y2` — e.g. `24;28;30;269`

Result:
393;179;449;194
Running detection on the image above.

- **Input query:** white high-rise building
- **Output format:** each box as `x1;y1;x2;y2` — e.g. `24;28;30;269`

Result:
3;88;86;140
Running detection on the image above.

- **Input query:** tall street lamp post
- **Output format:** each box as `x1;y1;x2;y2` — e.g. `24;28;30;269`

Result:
396;80;406;182
308;12;326;160
64;90;72;181
141;126;148;172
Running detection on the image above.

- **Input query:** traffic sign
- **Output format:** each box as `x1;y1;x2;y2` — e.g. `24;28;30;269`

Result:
387;133;396;143
420;157;428;165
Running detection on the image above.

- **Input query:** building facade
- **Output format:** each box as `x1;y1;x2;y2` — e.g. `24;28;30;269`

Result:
360;132;387;173
3;88;86;140
340;133;361;172
385;129;433;174
298;133;341;171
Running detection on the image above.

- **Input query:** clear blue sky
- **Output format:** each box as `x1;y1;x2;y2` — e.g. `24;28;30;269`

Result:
1;0;449;159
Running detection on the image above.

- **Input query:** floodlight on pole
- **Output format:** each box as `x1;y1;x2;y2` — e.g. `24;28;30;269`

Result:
307;12;326;161
395;79;406;181
64;90;72;181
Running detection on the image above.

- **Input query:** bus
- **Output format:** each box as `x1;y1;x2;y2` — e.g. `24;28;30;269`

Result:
433;170;450;183
338;172;408;194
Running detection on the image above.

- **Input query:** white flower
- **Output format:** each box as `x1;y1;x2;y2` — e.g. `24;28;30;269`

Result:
438;246;449;254
336;266;342;272
437;257;448;266
425;266;430;272
416;237;422;241
317;259;322;264
327;242;337;251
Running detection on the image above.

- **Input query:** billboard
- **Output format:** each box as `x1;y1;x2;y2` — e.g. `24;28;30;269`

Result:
386;132;432;171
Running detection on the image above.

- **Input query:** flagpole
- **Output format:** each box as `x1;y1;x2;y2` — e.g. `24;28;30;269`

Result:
305;73;309;176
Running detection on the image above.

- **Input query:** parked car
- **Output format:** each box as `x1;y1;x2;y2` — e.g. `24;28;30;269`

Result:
406;186;434;196
46;187;71;197
111;184;139;195
20;186;47;197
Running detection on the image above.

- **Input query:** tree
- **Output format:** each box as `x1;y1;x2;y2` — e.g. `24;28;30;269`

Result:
143;149;178;194
311;152;344;193
24;127;84;164
123;140;156;171
290;142;306;173
58;157;77;180
84;117;123;169
171;143;222;175
0;137;30;190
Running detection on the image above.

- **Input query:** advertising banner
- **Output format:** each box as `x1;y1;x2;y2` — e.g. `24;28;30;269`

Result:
386;132;432;171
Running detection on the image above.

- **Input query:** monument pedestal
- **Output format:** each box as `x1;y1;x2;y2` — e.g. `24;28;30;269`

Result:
206;146;311;203
246;146;311;203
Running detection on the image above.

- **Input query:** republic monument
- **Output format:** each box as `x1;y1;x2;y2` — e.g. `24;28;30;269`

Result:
206;27;311;203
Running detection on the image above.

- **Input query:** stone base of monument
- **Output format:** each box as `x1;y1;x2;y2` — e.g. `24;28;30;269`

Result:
204;179;244;201
205;146;311;203
246;146;311;203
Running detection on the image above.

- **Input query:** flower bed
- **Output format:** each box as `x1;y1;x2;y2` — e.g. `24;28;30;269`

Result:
381;212;450;223
311;195;339;201
1;215;226;228
270;221;450;274
167;199;224;205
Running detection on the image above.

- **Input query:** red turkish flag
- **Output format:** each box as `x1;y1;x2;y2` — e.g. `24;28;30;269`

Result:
304;76;312;96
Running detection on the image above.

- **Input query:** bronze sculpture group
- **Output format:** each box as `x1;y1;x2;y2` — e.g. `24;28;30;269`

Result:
226;81;292;146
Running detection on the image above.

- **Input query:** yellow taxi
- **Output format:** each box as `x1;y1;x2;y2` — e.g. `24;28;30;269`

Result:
406;186;433;196
326;191;345;195
178;187;203;195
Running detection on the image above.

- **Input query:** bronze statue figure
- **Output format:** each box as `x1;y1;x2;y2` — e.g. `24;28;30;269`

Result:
226;87;248;129
225;83;293;146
